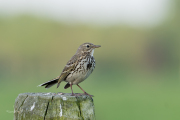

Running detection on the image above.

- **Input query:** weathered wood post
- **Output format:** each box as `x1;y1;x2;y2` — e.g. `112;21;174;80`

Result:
14;93;95;120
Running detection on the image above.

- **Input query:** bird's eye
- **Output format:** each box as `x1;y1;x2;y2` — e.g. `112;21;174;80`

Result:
87;45;90;48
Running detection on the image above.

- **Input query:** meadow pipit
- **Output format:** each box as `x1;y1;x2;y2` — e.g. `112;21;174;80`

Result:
38;43;101;97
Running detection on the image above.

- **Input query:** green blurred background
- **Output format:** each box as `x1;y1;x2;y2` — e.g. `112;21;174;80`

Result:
1;0;180;120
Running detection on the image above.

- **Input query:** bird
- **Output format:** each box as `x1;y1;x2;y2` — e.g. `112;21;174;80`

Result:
38;43;101;97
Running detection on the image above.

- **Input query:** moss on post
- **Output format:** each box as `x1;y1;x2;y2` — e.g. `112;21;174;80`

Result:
14;93;95;120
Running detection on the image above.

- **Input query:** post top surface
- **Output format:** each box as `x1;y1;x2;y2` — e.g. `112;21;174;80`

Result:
18;92;93;100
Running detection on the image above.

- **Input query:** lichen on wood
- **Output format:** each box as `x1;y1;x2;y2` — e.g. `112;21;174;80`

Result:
14;93;95;120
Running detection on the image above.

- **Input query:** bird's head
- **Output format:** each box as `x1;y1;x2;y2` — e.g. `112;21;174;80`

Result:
77;43;101;56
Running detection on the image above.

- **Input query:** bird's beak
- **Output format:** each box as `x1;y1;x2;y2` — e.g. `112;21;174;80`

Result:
93;45;101;48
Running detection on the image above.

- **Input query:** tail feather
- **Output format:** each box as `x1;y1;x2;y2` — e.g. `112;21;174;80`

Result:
64;83;70;89
38;77;59;89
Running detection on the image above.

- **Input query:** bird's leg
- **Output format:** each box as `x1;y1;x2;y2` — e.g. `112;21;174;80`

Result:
77;84;94;97
70;83;75;96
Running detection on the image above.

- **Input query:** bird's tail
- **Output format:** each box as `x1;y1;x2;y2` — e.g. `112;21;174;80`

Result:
38;76;59;88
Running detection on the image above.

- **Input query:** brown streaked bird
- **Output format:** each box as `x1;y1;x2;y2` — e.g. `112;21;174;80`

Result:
38;43;101;97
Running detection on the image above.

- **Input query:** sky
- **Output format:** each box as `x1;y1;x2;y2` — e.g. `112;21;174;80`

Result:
0;0;172;27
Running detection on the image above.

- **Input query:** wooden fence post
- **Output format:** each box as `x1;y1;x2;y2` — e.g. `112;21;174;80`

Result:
14;93;95;120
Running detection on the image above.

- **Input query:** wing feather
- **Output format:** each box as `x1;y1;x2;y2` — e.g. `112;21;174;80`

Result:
57;54;79;88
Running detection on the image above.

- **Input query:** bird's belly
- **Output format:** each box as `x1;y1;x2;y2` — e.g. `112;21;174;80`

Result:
72;69;93;85
65;62;94;85
65;71;90;85
65;72;83;84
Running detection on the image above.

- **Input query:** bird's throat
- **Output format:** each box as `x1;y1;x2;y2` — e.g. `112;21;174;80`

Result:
90;49;94;56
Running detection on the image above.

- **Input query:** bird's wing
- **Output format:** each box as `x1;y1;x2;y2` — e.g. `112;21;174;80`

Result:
57;54;79;88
